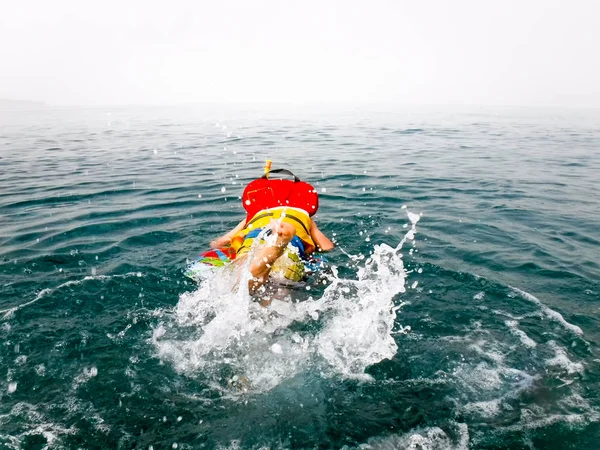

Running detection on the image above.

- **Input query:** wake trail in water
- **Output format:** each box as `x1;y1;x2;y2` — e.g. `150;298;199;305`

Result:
152;209;421;392
508;286;584;336
0;272;146;320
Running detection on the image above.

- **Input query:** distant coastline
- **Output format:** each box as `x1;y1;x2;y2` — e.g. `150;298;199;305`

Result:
0;98;46;110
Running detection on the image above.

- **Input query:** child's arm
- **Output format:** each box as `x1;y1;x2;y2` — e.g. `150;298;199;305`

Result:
210;219;246;248
310;220;334;252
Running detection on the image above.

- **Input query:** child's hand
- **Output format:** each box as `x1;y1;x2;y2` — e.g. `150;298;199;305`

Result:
210;237;228;248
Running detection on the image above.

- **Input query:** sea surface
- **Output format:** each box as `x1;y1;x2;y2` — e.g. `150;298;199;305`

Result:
1;104;599;449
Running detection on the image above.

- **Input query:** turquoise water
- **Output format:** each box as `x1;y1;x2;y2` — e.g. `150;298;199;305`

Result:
1;105;599;449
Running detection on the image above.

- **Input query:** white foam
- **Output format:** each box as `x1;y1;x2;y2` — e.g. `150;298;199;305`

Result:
545;341;584;375
505;320;538;348
453;362;504;392
559;392;594;411
216;440;241;450
0;402;77;448
501;411;599;433
468;340;505;365
463;399;501;419
452;336;537;421
356;423;469;450
509;287;583;336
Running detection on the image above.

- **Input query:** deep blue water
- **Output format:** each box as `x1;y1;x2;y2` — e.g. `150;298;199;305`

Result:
1;104;599;449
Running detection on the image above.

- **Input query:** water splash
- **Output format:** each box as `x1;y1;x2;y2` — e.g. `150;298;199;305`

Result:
152;210;420;392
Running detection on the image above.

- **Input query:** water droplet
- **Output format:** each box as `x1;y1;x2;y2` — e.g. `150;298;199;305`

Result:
221;187;227;193
271;343;283;354
8;382;17;393
197;194;202;198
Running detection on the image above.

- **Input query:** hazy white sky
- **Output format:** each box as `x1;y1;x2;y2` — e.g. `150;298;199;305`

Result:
1;0;598;107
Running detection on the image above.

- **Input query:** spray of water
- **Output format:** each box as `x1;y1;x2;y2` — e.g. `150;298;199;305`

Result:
152;210;420;393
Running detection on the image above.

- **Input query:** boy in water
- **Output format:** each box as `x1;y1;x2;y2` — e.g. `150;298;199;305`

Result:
210;214;334;293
